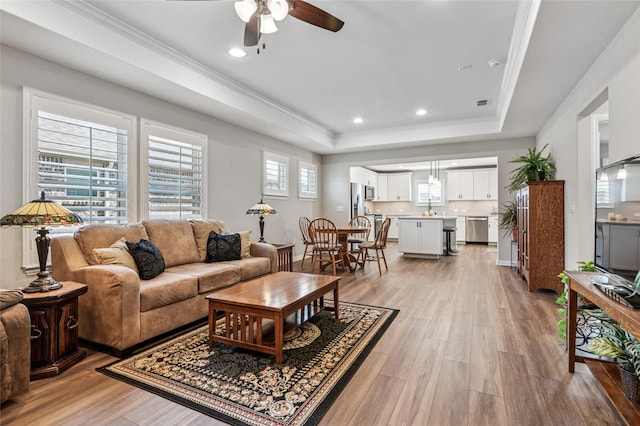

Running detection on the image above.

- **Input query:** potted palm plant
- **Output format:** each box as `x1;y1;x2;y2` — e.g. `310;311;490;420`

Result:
498;200;518;241
586;319;640;402
506;144;556;192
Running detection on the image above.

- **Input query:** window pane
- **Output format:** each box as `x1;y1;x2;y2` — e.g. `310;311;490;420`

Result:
299;161;317;198
37;111;129;224
147;135;204;219
263;152;289;197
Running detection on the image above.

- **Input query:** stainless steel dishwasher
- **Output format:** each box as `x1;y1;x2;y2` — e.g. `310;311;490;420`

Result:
466;216;489;244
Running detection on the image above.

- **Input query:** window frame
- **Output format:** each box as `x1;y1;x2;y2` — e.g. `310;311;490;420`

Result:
298;160;318;199
23;87;137;270
263;151;289;198
139;119;208;220
414;178;444;207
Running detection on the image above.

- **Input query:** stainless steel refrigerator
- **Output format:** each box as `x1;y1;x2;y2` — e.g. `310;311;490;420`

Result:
350;183;365;219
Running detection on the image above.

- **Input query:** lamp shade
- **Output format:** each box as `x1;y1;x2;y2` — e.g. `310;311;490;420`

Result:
234;0;257;23
246;199;277;216
1;191;83;228
259;14;278;34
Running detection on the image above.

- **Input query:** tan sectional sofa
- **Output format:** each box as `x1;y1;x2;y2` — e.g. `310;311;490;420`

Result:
0;289;30;403
51;219;277;356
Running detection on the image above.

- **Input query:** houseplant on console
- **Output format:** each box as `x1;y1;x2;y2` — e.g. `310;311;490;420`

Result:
586;318;640;402
505;143;556;192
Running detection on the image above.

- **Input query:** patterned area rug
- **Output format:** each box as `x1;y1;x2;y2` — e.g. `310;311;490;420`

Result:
98;301;398;426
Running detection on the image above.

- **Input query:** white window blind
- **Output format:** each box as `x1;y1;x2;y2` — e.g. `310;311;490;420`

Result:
33;100;132;224
299;160;318;199
263;151;289;197
140;120;207;219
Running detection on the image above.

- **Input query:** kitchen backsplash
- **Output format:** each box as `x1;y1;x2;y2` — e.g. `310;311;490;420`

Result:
366;200;498;217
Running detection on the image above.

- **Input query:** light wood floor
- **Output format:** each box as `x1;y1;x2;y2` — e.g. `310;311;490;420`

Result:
1;244;623;425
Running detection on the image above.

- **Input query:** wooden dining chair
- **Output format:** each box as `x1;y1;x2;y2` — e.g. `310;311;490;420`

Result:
308;218;343;276
357;217;391;276
298;217;314;269
346;215;371;254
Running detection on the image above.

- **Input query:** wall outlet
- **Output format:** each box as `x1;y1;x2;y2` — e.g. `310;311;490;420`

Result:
336;205;344;212
398;209;404;213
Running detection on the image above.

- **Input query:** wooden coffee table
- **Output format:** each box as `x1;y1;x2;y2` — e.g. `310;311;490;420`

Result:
206;272;340;363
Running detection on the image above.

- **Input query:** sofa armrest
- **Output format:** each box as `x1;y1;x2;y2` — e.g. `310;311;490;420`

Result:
0;294;30;403
250;242;278;274
63;264;141;351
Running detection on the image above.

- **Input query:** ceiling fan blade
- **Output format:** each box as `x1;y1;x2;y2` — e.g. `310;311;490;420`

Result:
244;13;261;46
288;0;344;32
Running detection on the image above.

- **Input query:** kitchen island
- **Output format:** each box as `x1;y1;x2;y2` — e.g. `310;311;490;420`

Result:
398;216;458;258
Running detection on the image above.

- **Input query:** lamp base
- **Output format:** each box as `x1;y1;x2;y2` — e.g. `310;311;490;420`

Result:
23;271;63;293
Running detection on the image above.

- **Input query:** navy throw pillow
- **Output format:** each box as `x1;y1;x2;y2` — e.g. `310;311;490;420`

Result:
205;231;241;263
126;239;165;280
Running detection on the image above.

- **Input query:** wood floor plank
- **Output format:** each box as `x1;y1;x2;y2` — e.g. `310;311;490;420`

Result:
0;244;624;425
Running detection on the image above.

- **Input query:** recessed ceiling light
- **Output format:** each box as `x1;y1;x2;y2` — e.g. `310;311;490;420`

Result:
228;48;247;58
416;109;427;116
353;117;363;124
457;64;472;71
488;58;504;68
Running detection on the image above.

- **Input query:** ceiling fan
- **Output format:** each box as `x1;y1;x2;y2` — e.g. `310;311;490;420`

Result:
175;0;344;47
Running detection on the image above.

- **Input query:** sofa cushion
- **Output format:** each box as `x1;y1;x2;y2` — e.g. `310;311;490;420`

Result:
126;240;165;280
93;237;139;274
167;263;241;293
0;290;23;311
139;272;198;312
190;219;226;262
205;232;241;263
238;230;252;258
75;223;149;265
219;257;271;281
143;219;200;268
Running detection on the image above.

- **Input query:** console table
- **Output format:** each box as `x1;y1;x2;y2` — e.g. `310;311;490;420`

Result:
565;271;640;424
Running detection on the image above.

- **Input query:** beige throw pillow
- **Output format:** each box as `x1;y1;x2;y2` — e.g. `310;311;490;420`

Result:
93;237;139;273
238;231;252;257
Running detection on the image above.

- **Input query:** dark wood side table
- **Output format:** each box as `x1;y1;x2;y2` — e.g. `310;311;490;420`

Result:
22;281;88;380
272;243;294;272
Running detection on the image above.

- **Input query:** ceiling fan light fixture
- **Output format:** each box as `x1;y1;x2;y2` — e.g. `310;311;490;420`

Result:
268;0;289;21
260;14;278;34
234;0;257;23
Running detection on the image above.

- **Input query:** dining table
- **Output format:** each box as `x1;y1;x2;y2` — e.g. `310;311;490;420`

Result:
335;225;370;272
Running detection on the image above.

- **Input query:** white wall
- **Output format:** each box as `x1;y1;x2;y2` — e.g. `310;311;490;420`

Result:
0;45;322;289
536;8;640;270
322;137;535;266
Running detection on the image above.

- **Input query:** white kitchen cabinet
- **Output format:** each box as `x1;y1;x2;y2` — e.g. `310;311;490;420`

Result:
386;173;412;201
398;219;442;255
349;166;377;187
456;217;466;242
376;175;388;201
447;170;474;200
473;169;498;200
488;215;498;244
387;217;399;240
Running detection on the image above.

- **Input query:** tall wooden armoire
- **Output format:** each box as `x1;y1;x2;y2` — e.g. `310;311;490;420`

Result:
516;180;565;294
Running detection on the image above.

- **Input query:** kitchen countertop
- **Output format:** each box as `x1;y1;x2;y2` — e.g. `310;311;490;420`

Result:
397;215;459;220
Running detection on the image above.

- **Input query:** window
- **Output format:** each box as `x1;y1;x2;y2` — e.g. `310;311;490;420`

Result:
140;120;207;219
298;160;318;199
29;91;134;225
415;179;443;206
263;151;289;197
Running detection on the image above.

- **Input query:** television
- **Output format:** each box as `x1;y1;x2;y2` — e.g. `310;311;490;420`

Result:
594;154;640;281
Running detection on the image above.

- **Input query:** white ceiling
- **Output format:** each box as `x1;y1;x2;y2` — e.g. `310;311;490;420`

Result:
1;0;638;160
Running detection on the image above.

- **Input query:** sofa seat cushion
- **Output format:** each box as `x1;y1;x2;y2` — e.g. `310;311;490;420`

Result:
143;219;201;268
139;272;198;312
167;263;241;294
219;257;271;281
75;223;149;265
